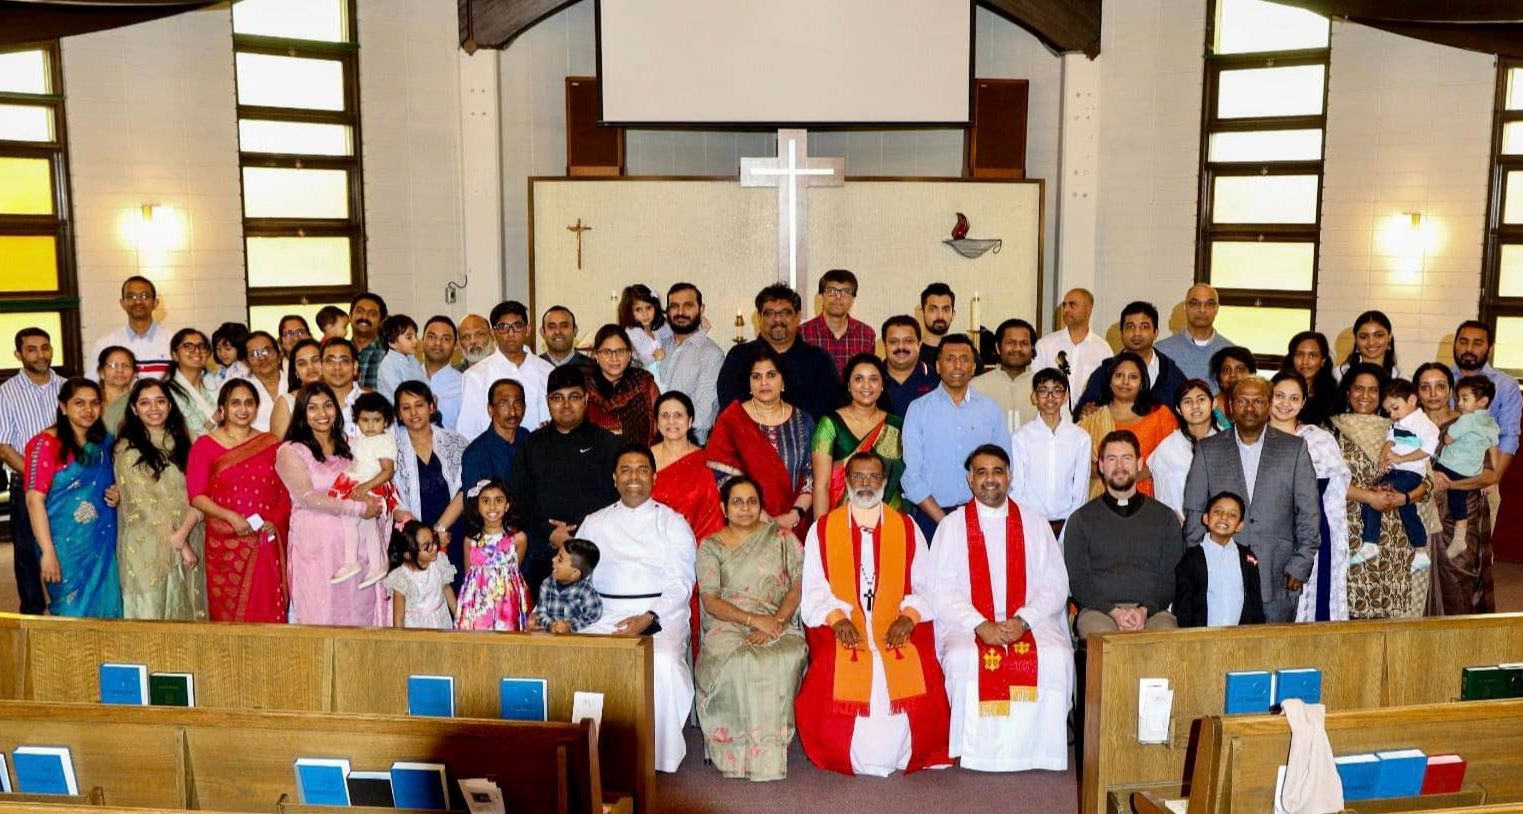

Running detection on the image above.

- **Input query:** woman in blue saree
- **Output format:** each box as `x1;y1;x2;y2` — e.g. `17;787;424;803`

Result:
24;377;122;617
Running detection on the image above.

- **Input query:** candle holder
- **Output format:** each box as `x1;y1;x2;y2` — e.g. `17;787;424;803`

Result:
733;311;747;345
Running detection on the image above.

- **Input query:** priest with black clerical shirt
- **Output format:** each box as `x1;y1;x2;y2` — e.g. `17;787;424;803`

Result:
717;284;840;421
509;365;620;601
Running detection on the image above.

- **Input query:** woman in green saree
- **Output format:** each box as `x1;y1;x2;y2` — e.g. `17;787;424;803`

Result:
810;353;905;519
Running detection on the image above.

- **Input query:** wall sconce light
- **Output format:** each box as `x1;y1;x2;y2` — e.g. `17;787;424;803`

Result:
133;203;182;251
1378;210;1438;280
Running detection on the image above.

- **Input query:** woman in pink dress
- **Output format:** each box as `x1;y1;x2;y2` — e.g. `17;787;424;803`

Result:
275;382;386;626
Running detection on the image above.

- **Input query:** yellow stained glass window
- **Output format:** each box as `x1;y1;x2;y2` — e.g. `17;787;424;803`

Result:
1215;305;1310;354
1212;174;1319;224
0;236;59;292
249;302;346;339
239;120;352;156
1213;0;1328;55
1217;65;1326;119
1506;171;1523;225
242;167;349;219
0;311;65;370
1208;129;1322;162
0;104;53;142
0;156;53;215
0;49;49;95
1495;316;1523;373
235;53;345;111
247;236;352;287
1498;245;1523;298
233;0;347;42
1209;241;1315;291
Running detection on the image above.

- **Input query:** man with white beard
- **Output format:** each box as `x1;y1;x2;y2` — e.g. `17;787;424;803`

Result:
931;444;1073;771
796;452;951;776
455;314;496;370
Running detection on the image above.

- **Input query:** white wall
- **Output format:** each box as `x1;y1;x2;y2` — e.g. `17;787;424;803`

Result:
1317;21;1495;367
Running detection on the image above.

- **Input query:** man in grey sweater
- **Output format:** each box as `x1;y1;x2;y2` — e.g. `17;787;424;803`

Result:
1061;429;1186;639
1155;283;1235;391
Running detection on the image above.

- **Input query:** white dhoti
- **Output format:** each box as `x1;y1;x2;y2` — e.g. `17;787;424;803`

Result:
933;500;1074;772
578;498;697;774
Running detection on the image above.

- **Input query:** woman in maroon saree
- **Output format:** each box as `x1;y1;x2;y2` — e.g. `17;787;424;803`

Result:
186;379;291;622
652;391;725;655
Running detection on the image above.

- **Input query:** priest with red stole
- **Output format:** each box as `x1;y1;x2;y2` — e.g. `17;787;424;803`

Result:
932;443;1073;771
797;451;951;776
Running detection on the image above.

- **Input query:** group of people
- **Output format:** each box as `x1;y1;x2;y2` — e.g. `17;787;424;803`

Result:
1;270;1516;781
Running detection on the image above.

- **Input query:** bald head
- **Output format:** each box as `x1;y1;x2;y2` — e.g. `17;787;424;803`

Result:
1184;283;1220;336
1060;288;1094;331
457;314;493;365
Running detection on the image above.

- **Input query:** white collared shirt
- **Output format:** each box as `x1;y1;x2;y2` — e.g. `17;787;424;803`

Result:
90;321;173;380
1234;429;1265;502
455;349;554;440
1202;537;1245;627
1033;328;1112;411
1008;417;1091;521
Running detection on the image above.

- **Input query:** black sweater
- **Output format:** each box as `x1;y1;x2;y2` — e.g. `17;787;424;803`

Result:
508;421;620;565
1062;494;1185;615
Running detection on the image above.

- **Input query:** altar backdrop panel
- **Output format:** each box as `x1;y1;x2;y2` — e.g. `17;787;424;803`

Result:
530;178;1043;343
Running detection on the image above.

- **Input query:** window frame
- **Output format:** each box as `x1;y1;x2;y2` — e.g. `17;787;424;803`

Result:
1480;58;1523;372
0;39;81;378
232;5;366;320
1195;20;1331;367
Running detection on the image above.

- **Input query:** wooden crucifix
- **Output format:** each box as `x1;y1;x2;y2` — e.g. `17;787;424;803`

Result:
741;129;844;298
566;218;592;270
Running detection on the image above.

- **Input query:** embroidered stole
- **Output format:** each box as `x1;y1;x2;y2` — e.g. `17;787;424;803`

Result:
822;505;928;716
964;500;1039;716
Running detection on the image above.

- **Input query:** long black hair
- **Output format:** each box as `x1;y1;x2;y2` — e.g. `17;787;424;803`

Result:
285;382;353;462
1170;378;1215;450
117;378;194;480
463;477;517;538
285;337;322;394
1095;351;1161;415
1343;310;1398;377
836;352;894;411
51;377;108;464
388;519;431;571
1282;331;1338;427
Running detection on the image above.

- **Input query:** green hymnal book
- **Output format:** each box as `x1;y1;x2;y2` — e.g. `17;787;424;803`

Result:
1460;665;1510;700
149;672;196;707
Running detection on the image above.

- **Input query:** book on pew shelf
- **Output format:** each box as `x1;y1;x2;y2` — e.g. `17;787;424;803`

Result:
1224;670;1272;714
1335;754;1381;801
572;691;604;735
1420;754;1466;795
1499;663;1523;698
13;747;78;796
458;778;505;814
294;758;352;806
407;675;455;718
1374;749;1427;798
1272;668;1322;706
148;672;195;707
500;677;547;722
99;662;149;705
346;771;395;807
1459;665;1510;700
390;762;449;810
0;753;9;793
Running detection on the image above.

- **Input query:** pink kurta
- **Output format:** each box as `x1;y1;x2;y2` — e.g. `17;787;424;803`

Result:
276;442;386;626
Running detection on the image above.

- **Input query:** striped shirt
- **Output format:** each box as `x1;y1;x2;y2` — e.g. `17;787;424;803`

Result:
0;369;63;478
90;321;172;380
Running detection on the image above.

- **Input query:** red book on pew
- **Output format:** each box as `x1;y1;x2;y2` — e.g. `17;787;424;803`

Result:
1420;754;1466;794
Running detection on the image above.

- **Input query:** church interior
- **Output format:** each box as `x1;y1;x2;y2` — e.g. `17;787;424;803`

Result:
4;0;1523;812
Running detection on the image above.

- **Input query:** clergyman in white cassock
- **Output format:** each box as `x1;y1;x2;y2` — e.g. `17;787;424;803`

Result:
576;447;696;774
932;444;1073;772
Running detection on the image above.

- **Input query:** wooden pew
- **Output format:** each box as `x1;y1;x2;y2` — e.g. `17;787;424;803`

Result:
0;615;653;812
1082;613;1523;814
0;700;601;814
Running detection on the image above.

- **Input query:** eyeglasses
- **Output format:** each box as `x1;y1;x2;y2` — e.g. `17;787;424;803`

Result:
177;342;210;353
281;329;310;339
493;321;528;333
492;399;525;411
102;361;135;371
847;472;886;485
122;292;154;302
547;392;585;404
322;355;353;365
1035;387;1067;398
595;347;631;358
822;286;856;298
248;348;277;359
761;308;796;320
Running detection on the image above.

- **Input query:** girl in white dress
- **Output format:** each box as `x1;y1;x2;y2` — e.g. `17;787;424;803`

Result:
384;520;458;629
1268;370;1352;622
1148;379;1218;519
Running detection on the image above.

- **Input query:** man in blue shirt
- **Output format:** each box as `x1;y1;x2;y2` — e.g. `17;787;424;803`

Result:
1451;320;1521;494
882;315;939;417
421;315;463;429
901;334;1010;540
1154;283;1234;391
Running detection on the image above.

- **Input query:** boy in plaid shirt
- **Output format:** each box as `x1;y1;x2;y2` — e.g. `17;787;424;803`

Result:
530;538;602;633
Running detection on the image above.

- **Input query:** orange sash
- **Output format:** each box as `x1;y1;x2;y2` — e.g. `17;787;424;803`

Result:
822;505;928;715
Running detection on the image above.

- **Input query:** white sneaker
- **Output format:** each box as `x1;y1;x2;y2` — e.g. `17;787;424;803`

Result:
1348;542;1380;567
1410;550;1431;573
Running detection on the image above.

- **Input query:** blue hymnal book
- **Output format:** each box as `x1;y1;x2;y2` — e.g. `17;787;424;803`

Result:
1224;670;1272;714
13;747;78;795
389;762;448;810
499;677;548;722
99;663;148;706
0;753;10;793
1374;749;1428;798
407;675;455;718
1273;668;1323;706
293;758;352;806
1336;754;1381;801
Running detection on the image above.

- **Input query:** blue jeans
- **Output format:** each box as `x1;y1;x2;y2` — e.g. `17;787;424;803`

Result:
1362;469;1426;547
1433;461;1475;522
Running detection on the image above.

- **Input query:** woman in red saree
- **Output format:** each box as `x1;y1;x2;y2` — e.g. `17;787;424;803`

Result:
705;345;816;535
186;379;291;622
652;391;725;655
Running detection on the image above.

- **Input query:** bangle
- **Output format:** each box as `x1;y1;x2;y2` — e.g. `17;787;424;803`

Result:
745;614;754;629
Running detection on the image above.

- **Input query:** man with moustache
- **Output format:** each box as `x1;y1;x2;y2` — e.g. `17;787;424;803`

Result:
797;452;950;777
1073;301;1188;414
799;268;877;375
716;284;840;420
972;318;1041;433
538;306;593;370
456;300;554;440
882;315;939;417
455;314;495;371
461;379;527;489
1;327;64;614
90;276;173;379
349;291;388;390
577;444;697;774
1156;283;1234;390
1063;430;1185;639
932;444;1072;772
1451;320;1520;488
421;316;462;428
660;282;725;441
917;283;958;370
1181;376;1320;622
1033;288;1111;413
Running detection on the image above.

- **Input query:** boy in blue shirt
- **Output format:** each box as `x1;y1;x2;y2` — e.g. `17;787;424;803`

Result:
1434;375;1502;549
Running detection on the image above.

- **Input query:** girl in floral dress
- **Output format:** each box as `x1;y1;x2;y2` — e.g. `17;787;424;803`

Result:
454;479;532;630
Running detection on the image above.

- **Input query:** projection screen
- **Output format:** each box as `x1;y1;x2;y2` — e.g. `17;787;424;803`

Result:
596;0;974;126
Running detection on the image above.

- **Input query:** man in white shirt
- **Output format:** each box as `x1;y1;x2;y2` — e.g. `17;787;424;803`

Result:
1009;369;1090;528
421;316;463;429
319;337;365;441
932;444;1072;772
577;445;697;774
456;301;553;440
90;275;172;379
1033;288;1111;412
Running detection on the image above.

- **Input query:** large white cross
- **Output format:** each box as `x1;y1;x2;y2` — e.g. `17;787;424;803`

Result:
741;129;844;298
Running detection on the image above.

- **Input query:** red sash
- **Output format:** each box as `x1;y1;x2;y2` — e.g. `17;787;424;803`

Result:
964;500;1039;716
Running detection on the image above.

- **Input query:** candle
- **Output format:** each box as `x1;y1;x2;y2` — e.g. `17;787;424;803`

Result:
734;308;746;344
970;291;982;334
